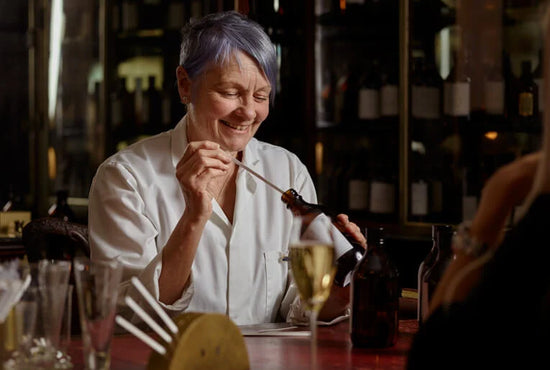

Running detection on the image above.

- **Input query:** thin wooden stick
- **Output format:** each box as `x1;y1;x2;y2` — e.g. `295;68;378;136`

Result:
115;315;167;356
125;296;172;343
131;276;179;335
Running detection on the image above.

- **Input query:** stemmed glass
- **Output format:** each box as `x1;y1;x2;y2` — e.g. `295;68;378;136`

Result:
288;214;336;361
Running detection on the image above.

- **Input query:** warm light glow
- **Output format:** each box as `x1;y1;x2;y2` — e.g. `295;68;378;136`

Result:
485;131;498;140
340;0;346;11
48;147;57;180
48;0;65;121
315;142;324;176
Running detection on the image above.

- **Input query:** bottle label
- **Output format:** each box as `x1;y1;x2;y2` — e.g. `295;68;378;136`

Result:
443;82;470;116
380;85;399;117
411;181;428;216
370;181;395;214
412;86;440;119
518;92;534;117
535;78;544;113
358;88;380;120
348;179;369;210
484;80;504;115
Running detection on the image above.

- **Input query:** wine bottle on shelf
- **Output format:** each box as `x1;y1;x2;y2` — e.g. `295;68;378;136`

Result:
379;60;399;126
409;148;429;223
516;60;539;129
350;226;400;348
346;141;370;215
121;0;139;32
420;224;454;322
368;159;397;223
357;59;381;123
110;77;135;151
142;75;161;135
461;165;480;222
281;189;365;287
134;76;145;137
484;63;505;125
534;49;544;117
443;49;471;125
417;224;451;323
48;190;76;222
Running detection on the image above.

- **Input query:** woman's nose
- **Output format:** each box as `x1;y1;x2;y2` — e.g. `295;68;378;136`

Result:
237;97;256;120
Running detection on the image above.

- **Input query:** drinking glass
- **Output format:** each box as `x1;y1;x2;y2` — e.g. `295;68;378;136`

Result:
36;259;72;368
288;214;336;358
73;257;122;370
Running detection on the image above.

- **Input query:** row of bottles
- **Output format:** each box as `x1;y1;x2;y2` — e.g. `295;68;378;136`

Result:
316;136;399;224
103;76;183;152
112;0;204;32
411;49;543;133
319;59;399;127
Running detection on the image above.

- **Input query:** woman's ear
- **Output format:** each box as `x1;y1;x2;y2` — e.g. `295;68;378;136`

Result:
176;66;191;103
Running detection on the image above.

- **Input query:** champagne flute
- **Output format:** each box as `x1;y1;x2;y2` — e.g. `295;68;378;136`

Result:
288;214;336;357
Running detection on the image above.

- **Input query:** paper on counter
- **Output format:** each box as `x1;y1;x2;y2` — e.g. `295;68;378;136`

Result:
238;323;310;337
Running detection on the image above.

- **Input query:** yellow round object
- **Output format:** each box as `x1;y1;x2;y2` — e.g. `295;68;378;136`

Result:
147;312;249;370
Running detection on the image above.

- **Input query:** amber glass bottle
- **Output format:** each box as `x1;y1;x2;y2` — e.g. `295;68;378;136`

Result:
350;227;400;348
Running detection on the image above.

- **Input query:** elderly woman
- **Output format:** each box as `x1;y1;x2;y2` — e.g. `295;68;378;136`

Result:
88;11;364;326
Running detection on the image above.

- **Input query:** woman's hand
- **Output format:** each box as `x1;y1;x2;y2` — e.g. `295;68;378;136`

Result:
176;141;231;220
334;214;366;248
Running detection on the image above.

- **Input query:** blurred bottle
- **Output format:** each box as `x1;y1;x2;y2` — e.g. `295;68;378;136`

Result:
111;77;134;150
443;49;471;125
357;59;381;122
417;224;451;322
1;185;25;212
368;159;397;223
484;63;505;124
409;147;429;223
48;190;76;222
380;59;399;127
121;0;139;31
134;76;145;136
351;226;400;348
516;60;539;129
461;165;480;222
142;75;162;135
533;49;544;117
420;224;454;322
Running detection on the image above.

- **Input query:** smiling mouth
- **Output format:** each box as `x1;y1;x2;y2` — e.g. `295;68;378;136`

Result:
221;120;249;131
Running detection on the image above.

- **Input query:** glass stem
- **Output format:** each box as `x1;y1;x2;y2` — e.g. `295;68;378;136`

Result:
310;309;318;369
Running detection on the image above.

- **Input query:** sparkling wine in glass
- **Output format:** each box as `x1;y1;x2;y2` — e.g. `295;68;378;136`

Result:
289;214;336;357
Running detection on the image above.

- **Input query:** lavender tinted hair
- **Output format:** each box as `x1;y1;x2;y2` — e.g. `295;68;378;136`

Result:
179;11;277;104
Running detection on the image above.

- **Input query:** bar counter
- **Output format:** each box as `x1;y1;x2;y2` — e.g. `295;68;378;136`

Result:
68;319;418;369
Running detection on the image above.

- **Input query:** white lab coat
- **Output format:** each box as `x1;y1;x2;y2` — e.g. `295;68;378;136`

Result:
88;118;351;326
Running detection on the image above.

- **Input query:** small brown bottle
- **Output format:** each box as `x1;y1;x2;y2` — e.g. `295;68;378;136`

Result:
281;189;364;287
350;226;400;348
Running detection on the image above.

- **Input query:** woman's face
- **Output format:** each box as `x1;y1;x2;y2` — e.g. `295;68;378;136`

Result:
181;51;271;153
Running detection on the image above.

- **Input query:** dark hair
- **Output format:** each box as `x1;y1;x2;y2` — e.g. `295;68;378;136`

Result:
179;11;277;104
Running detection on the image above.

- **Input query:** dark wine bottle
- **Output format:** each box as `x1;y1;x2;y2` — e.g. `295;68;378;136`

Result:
516;60;539;129
417;224;451;323
420;224;454;320
350;227;400;348
49;190;76;222
281;189;364;287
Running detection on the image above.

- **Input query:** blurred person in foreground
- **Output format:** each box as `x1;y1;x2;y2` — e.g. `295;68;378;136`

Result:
407;5;550;369
88;10;365;326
